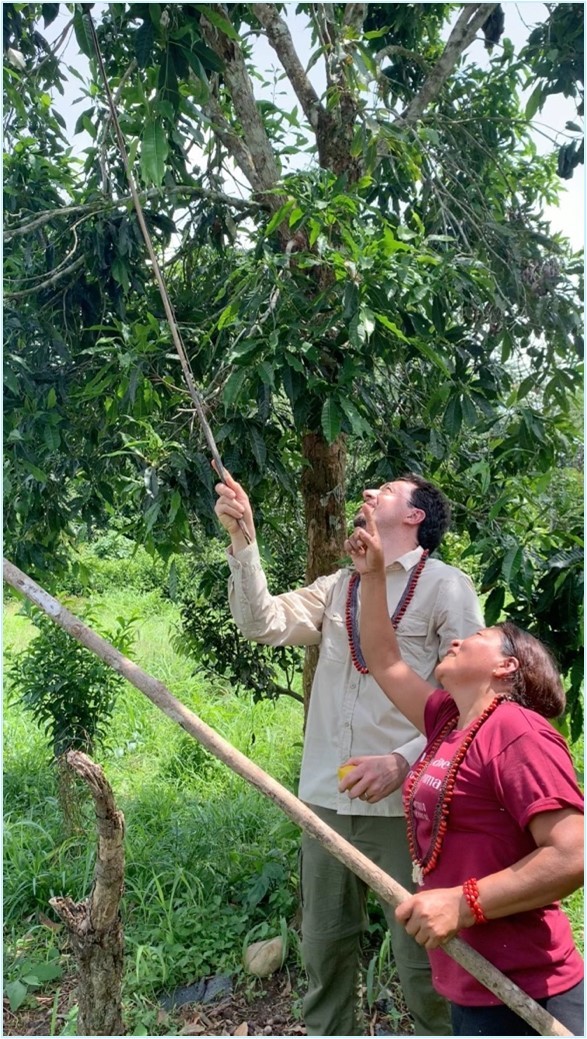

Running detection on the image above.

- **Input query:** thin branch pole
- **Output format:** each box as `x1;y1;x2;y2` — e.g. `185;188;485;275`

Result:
83;10;251;543
2;558;572;1039
3;186;257;242
398;4;499;127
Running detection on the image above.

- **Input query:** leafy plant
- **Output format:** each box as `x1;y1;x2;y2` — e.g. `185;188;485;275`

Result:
173;536;305;704
3;949;63;1012
6;606;136;758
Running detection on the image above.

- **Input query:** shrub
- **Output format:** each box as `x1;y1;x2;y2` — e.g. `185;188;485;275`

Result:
6;606;136;759
173;531;306;704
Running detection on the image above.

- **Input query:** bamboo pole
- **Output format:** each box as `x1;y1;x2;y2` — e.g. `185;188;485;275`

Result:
3;558;573;1037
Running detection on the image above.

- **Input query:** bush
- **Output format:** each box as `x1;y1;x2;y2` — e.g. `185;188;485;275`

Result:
6;606;136;759
173;530;306;704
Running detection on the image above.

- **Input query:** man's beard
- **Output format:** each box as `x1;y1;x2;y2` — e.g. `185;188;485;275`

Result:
353;513;366;529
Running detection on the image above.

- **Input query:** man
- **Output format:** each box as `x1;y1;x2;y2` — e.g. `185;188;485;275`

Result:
214;467;484;1037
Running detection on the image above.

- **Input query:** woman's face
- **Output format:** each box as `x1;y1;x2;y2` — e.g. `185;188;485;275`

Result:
435;627;512;685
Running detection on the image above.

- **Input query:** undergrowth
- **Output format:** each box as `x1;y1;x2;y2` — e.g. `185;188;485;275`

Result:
3;588;304;1034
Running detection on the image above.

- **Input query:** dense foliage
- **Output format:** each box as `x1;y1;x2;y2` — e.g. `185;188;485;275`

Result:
6;606;136;758
3;3;583;726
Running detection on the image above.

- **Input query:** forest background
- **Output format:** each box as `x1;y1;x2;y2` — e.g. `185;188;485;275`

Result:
3;2;584;1035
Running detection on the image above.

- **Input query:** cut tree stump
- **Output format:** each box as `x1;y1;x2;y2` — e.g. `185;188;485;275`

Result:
50;750;125;1036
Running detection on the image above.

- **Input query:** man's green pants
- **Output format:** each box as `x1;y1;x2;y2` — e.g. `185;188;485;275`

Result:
301;806;452;1037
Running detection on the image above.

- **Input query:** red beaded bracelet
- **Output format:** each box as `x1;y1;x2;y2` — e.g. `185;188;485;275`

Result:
463;877;488;924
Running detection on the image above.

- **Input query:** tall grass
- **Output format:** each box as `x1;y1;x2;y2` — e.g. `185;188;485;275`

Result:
4;588;304;1033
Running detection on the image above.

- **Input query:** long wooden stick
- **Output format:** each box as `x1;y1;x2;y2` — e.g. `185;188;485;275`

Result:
3;559;573;1037
81;7;251;544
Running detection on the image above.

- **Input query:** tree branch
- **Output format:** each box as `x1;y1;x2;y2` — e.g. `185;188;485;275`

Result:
398;3;500;128
4;255;85;299
3;185;259;241
343;3;367;32
253;4;324;130
200;5;281;194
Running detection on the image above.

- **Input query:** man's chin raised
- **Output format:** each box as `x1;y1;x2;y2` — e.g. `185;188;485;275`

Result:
353;514;367;529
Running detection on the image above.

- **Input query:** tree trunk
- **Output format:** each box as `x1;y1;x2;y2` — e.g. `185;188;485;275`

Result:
300;431;347;713
50;751;125;1037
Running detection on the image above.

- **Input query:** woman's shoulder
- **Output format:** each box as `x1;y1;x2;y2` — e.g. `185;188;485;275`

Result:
424;688;457;737
485;699;573;755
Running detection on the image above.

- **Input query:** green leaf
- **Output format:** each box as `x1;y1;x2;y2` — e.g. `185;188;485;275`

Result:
111;257;130;293
223;369;248;408
5;980;28;1012
217;300;239;331
265;199;295;237
249;427;267;468
443;397;462;437
484;586;505;625
168;490;181;522
414;339;451;377
321;398;342;443
73;10;95;58
340;397;370;436
135;20;156;69
194;5;239;40
140;120;169;186
460;394;478;426
27;464;48;483
525;85;544;120
502;545;523;585
374;313;409;343
24;962;63;983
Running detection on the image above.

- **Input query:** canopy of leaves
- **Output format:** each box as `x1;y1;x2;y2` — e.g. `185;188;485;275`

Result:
3;3;583;727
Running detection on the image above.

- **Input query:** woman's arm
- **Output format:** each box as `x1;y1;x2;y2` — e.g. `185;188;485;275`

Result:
345;505;433;733
395;807;584;949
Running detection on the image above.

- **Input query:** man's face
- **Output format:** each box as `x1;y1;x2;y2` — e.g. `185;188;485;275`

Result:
353;480;418;532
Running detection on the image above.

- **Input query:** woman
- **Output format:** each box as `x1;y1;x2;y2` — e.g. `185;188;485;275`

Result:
345;505;584;1036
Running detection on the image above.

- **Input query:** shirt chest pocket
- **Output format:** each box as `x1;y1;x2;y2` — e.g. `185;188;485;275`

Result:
396;612;434;671
321;604;348;662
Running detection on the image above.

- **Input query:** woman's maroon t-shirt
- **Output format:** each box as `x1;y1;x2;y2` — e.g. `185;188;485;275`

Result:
406;689;584;1005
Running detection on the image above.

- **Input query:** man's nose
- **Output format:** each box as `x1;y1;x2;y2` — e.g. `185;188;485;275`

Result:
363;488;378;502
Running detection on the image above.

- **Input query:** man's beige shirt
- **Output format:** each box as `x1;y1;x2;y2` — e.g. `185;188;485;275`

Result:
227;542;484;817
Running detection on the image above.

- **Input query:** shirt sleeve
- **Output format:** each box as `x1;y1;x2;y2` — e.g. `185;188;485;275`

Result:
227;541;341;647
487;723;584;830
431;569;485;661
392;733;427;766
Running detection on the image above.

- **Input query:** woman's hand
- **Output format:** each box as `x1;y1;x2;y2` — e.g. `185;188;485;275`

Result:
343;504;385;577
396;887;471;949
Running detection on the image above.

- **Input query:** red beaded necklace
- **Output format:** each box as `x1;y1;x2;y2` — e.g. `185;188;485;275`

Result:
404;696;503;885
345;550;429;674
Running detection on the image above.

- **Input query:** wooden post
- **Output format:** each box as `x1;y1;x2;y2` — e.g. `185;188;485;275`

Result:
50;751;125;1036
3;558;573;1038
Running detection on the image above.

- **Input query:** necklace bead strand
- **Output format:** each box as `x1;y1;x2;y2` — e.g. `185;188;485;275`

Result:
404;696;503;885
345;550;429;675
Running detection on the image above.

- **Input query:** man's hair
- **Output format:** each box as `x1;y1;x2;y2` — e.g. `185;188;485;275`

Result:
498;622;565;718
397;473;451;552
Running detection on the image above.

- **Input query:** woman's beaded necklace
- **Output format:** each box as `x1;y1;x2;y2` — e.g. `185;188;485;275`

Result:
404;695;503;885
345;550;429;674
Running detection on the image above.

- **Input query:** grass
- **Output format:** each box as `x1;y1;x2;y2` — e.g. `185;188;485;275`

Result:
3;587;304;1033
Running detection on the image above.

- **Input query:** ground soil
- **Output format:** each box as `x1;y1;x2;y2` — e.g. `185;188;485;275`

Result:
3;966;414;1037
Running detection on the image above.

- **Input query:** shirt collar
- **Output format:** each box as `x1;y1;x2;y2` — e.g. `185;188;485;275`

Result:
386;546;425;572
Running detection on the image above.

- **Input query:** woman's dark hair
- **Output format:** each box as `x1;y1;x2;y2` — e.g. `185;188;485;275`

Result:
398;473;451;552
497;621;565;718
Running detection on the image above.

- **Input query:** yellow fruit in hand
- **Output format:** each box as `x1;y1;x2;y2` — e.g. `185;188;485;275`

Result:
337;765;356;782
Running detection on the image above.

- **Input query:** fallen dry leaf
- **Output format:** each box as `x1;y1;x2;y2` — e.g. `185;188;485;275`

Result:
179;1020;207;1035
233;1022;249;1036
